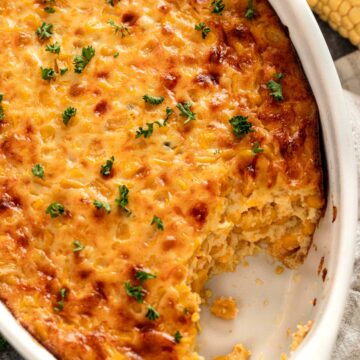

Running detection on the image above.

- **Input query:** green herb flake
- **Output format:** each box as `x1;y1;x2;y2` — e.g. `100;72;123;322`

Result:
100;156;115;176
135;270;157;284
252;141;264;154
60;67;68;75
44;6;55;13
151;216;164;231
229;116;253;138
267;73;284;101
0;93;4;121
245;0;256;19
124;281;145;303
211;0;225;14
143;94;165;105
164;107;173;124
41;67;56;80
108;19;130;37
195;22;211;39
146;305;160;321
73;46;95;74
36;22;53;40
73;240;85;253
115;185;131;214
32;163;45;179
174;331;183;344
46;42;60;54
62;106;77;125
114;52;120;58
54;288;67;312
93;200;111;214
106;0;117;6
46;202;65;218
0;334;7;351
176;102;196;124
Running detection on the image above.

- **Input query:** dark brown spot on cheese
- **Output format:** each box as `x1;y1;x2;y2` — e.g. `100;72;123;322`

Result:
195;72;220;87
69;83;86;97
209;44;227;64
94;281;107;300
96;71;109;79
94;100;108;116
189;203;208;226
0;192;21;212
162;73;178;90
230;23;255;46
122;12;138;25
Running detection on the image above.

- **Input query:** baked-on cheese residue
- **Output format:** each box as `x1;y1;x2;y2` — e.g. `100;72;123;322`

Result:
0;0;324;359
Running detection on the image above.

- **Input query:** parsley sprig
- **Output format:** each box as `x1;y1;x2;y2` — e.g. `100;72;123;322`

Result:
195;22;211;39
252;141;264;154
177;102;196;124
0;94;4;121
73;46;95;73
229;116;253;138
151;216;164;231
32;163;45;179
143;94;165;105
54;288;67;312
46;42;60;54
174;331;183;343
100;156;115;176
124;281;145;303
73;240;85;252
36;22;53;40
93;200;111;214
115;185;131;214
146;305;160;321
267;73;284;101
245;0;256;19
41;67;56;80
46;202;65;218
211;0;225;14
62;107;77;125
108;19;130;37
135;270;157;284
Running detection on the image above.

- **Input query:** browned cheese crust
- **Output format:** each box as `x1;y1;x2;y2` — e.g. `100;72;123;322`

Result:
0;0;324;359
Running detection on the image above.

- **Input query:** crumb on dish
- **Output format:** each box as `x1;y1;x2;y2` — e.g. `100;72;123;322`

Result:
290;320;314;351
214;344;251;360
211;296;239;320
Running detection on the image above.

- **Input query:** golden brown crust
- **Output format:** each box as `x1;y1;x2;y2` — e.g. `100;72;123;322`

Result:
0;0;324;359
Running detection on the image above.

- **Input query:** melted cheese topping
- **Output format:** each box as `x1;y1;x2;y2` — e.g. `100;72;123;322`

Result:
0;0;324;359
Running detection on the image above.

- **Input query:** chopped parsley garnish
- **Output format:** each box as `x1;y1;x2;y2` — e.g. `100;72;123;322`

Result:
108;19;130;37
93;200;111;214
151;216;164;231
146;305;160;321
245;0;256;19
267;73;284;101
229;116;253;138
32;163;44;179
136;120;166;138
115;185;131;214
60;67;68;75
54;288;67;312
252;141;264;154
62;106;77;125
73;240;85;252
195;22;211;39
174;331;183;343
100;156;115;176
46;42;60;54
164;107;173;124
0;93;4;121
36;22;53;40
44;6;55;13
124;281;145;303
0;333;8;351
73;46;95;74
106;0;117;6
211;0;225;14
143;94;165;105
177;102;196;124
41;67;56;80
46;202;65;218
114;52;120;58
135;270;157;284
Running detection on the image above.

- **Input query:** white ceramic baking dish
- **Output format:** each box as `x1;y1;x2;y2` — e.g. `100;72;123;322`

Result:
0;1;357;359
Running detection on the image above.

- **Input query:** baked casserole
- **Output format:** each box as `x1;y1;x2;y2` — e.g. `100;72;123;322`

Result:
0;0;324;359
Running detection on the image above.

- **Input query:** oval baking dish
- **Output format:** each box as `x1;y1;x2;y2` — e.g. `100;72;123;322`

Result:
0;1;357;360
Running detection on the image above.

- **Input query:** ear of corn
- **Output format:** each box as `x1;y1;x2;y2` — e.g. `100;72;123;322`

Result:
308;0;360;47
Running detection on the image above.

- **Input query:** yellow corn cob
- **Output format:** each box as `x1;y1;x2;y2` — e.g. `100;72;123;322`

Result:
308;0;360;47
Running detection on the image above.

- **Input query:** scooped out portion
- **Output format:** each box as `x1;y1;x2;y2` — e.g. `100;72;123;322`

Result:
0;0;324;359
